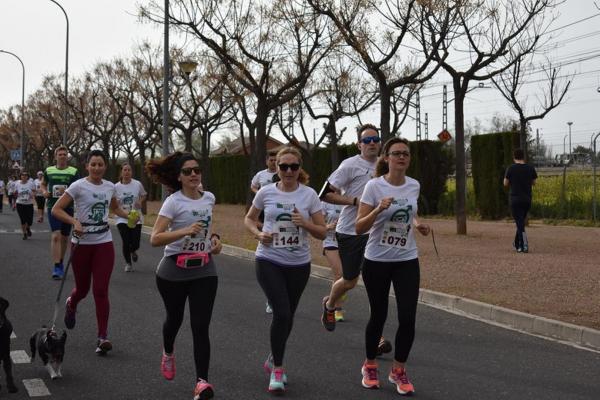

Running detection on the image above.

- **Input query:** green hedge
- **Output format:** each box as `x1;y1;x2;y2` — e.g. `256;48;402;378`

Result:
206;142;452;215
471;132;516;219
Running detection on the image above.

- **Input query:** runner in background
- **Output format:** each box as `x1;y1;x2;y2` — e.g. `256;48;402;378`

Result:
244;146;326;394
147;151;222;400
7;176;16;211
321;201;346;321
355;137;430;395
14;170;36;240
115;163;147;272
250;151;278;314
319;124;392;356
42;145;81;280
34;171;46;223
0;178;5;213
52;150;132;355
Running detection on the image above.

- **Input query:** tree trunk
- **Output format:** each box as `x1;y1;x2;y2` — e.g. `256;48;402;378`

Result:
519;118;528;162
184;129;193;153
327;117;339;170
380;84;392;142
453;79;467;235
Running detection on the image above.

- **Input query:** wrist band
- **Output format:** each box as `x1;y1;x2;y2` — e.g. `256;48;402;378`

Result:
210;233;221;240
353;197;357;206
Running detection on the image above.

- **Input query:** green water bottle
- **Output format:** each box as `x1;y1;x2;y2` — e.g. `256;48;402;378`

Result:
127;209;139;228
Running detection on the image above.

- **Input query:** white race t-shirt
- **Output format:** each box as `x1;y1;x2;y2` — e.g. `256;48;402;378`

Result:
7;180;15;195
115;179;147;225
251;169;277;190
327;155;377;235
34;178;44;196
253;183;322;266
322;201;342;249
361;176;420;262
65;178;116;245
158;191;216;257
15;181;36;205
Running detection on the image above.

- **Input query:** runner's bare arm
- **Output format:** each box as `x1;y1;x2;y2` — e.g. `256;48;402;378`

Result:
291;208;326;240
355;197;392;235
150;216;203;247
244;205;272;244
413;214;430;236
51;193;82;235
110;197;130;219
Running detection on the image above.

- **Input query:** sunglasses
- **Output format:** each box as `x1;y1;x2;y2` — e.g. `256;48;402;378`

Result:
388;151;410;158
278;163;301;171
180;166;201;176
361;136;381;144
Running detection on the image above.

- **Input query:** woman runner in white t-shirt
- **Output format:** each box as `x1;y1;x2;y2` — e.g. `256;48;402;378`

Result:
52;150;132;355
355;138;430;396
147;152;223;400
244;146;326;394
114;163;147;272
14;170;36;239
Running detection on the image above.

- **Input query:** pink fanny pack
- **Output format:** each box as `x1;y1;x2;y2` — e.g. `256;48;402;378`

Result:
175;253;210;269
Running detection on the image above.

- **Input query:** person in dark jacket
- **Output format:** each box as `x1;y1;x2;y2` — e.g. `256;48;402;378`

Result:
504;148;537;253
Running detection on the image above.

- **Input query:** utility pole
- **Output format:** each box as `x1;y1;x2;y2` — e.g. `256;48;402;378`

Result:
442;85;448;131
425;113;429;140
415;90;421;141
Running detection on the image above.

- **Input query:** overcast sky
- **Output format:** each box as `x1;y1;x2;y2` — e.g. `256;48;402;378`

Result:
1;1;599;156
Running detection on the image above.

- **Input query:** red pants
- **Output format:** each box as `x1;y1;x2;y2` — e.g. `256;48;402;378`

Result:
69;241;115;338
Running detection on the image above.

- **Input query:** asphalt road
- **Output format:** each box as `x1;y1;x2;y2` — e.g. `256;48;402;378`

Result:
0;209;598;400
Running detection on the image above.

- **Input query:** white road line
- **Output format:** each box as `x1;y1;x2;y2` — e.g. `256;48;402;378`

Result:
11;350;31;364
11;331;16;339
22;379;51;397
0;229;50;234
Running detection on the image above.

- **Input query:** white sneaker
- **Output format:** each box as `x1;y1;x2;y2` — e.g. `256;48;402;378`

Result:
265;302;273;314
124;264;133;272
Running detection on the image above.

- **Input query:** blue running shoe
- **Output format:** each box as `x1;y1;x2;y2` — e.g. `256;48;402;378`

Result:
52;264;64;280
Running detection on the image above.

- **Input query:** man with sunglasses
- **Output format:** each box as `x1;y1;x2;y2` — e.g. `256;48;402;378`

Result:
318;124;391;353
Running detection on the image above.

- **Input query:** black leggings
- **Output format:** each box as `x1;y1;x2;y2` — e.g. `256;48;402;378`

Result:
511;199;531;249
256;259;310;366
16;203;34;226
156;275;218;380
362;258;420;362
116;223;142;264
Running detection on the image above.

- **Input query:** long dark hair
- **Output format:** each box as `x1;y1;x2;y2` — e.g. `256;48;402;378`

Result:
375;137;410;177
145;152;198;192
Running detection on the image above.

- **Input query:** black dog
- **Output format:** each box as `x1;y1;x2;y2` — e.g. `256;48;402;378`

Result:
0;297;18;393
30;327;67;380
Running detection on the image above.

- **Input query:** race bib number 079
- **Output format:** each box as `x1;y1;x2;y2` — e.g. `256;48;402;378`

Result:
380;221;411;248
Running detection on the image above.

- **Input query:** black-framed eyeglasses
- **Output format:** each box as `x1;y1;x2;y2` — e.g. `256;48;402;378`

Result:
388;151;410;158
180;166;201;176
361;136;381;144
278;163;301;171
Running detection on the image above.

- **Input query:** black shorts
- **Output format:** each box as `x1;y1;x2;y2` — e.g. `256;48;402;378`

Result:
336;232;369;281
322;246;338;256
35;196;46;210
16;203;34;226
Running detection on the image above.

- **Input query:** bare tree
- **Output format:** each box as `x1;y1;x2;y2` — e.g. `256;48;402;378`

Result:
492;56;571;160
307;0;454;141
141;0;332;175
430;0;560;234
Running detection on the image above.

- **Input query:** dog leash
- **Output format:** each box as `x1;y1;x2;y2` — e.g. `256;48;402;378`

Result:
50;235;80;331
430;228;439;259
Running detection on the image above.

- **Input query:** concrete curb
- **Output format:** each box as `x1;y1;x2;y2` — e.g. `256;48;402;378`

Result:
219;244;600;352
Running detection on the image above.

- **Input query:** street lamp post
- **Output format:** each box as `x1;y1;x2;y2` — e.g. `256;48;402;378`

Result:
563;134;568;162
49;0;69;146
567;121;573;160
0;50;26;168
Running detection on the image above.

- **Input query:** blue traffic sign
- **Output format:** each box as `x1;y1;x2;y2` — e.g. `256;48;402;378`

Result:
10;149;21;161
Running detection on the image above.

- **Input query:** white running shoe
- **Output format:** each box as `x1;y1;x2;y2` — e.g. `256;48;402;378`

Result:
265;302;273;314
124;264;133;272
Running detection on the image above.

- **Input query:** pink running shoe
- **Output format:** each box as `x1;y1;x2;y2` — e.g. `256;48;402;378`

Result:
389;367;415;395
161;352;175;380
193;379;214;400
361;361;380;389
263;354;288;385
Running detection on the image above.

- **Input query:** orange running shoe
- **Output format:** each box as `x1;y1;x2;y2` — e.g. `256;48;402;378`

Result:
389;367;415;396
361;361;380;389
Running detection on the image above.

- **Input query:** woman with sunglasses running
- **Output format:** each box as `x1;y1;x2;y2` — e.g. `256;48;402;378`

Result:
147;152;222;400
355;138;430;396
52;150;132;355
244;146;326;394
